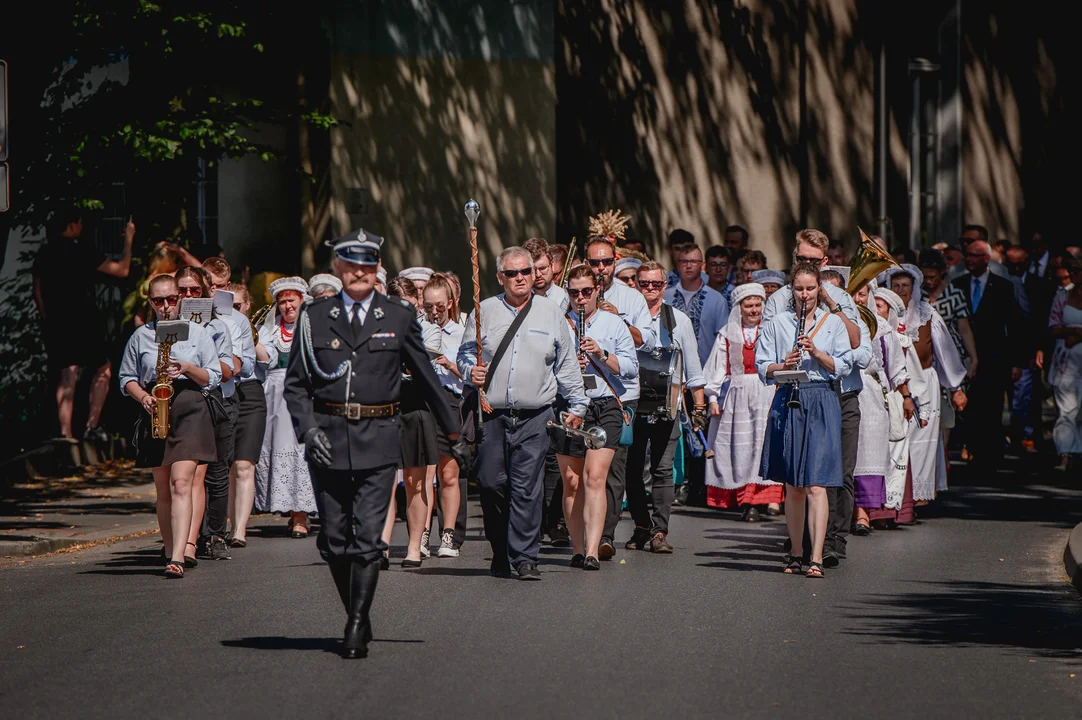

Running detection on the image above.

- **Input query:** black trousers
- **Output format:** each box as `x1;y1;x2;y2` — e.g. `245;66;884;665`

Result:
963;366;1009;464
310;463;398;563
542;440;564;532
825;391;861;556
202;390;237;540
477;407;553;569
602;400;638;542
624;414;679;536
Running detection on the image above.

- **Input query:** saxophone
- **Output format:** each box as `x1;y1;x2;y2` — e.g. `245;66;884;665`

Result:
150;337;175;439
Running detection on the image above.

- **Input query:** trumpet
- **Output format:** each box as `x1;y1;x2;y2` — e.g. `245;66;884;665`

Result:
787;300;808;411
250;303;272;344
150;336;176;439
547;419;608;450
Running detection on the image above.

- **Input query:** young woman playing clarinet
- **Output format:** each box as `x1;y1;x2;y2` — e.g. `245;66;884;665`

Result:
756;262;854;579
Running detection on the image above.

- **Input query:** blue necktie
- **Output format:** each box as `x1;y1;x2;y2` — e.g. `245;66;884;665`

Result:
971;277;982;313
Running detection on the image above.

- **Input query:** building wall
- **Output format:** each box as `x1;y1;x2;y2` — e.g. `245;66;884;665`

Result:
325;0;556;296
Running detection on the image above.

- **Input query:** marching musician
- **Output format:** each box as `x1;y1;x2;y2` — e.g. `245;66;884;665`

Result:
622;261;705;553
175;266;239;563
119;274;221;579
525;237;569;312
226;283;274;549
554;266;638;571
583;235;656;561
457;246;587;581
757;262;855;579
284;231;456;659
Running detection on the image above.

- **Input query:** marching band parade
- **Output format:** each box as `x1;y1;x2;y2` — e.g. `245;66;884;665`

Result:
103;198;1019;659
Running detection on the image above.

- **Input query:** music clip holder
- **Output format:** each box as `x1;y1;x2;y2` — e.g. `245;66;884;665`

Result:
773;370;810;385
155;320;190;344
584;375;598;390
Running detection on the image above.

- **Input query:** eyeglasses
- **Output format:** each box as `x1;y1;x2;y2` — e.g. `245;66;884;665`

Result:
794;254;824;264
178;286;201;296
677;259;702;266
587;258;615;267
500;268;532;279
232;302;244;310
707;261;729;269
422;303;448;311
566;287;596;299
149;295;179;307
638;280;666;290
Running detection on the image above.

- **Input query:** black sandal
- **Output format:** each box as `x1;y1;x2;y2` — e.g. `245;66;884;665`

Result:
164;560;185;578
853;523;872;536
806;561;824;578
184;541;198;568
783;555;804;574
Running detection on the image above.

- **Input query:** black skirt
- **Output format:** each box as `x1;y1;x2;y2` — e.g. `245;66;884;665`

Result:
549;396;625;459
233;380;268;463
134;383;218;469
399;408;439;468
435;389;463;458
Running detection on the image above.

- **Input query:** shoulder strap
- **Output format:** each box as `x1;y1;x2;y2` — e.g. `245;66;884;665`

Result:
482;295;533;392
660;304;676;341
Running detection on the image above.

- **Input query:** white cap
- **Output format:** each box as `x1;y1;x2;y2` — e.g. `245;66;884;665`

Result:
308;273;342;294
398;267;434;282
268;276;309;299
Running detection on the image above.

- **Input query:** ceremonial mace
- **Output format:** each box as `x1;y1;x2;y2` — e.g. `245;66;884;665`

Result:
465;199;492;416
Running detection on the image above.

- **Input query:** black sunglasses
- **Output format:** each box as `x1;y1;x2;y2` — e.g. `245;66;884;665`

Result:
567;287;596;299
587;258;615;267
150;295;178;307
500;268;532;279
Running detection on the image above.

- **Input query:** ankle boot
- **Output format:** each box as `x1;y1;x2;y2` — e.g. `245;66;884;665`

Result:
329;557;352;612
341;558;380;659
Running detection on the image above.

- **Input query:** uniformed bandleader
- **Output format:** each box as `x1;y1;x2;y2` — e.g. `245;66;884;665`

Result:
284;230;457;659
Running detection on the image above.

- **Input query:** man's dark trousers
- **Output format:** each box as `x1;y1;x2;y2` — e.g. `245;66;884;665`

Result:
602;400;638;543
202;391;238;542
825;391;860;559
624;414;679;535
476;407;552;570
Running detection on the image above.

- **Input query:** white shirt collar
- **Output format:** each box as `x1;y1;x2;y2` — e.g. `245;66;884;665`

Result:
340;289;374;315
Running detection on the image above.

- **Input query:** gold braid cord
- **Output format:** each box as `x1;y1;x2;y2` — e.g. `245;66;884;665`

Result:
588;209;632;242
469;225;493;413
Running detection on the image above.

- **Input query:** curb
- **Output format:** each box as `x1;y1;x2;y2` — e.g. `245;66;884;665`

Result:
0;522;160;560
1063;521;1082;594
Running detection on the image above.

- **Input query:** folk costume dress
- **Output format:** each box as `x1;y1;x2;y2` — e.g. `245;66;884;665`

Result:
703;284;780;508
255;278;318;515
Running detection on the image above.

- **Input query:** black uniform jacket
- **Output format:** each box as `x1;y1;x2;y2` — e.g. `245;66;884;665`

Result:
284;291;456;471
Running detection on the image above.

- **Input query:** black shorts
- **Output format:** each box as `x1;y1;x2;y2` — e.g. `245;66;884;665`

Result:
399;407;439;468
549;396;625;459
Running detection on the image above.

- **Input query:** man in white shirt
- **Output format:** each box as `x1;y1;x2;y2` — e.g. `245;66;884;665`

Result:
524;237;569;312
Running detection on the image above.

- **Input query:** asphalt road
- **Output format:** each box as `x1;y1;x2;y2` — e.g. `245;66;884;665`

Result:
3;465;1082;719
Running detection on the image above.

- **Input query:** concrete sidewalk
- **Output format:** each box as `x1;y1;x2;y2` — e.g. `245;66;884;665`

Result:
0;460;160;559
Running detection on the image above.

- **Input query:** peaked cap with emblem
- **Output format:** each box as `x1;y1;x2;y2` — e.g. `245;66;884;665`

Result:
328;229;384;266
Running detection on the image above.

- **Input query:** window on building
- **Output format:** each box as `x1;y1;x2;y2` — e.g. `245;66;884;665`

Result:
192;157;219;252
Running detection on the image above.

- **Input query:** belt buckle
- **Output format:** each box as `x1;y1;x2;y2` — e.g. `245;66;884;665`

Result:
346;404;362;420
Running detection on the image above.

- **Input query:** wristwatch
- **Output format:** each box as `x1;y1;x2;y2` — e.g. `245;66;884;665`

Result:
601;349;610;363
829;305;842;315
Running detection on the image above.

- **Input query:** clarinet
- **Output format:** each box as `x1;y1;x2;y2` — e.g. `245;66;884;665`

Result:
577;307;588;374
786;300;808;410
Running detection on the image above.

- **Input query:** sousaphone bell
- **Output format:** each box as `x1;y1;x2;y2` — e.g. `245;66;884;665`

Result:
846;227;900;336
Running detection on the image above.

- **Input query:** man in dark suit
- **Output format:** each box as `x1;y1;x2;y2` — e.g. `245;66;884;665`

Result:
284;230;457;659
952;239;1026;466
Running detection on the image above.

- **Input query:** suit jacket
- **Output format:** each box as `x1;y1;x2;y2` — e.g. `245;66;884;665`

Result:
284;291;456;471
951;272;1027;370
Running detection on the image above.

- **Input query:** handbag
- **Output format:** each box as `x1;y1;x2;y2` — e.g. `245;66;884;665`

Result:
202;389;230;426
459;296;534;444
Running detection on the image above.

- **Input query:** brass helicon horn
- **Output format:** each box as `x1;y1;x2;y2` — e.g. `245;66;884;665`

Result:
846;227;899;336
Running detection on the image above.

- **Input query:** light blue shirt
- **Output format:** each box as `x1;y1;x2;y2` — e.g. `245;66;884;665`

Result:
203;317;236;397
601;280;657;352
566;308;639;401
763;281;871;392
756;307;855;385
645;304;706;389
248;324;278;384
458;293;588;417
543;283;569;313
434;320;466;395
662;281;728;365
119;321;222;394
219;309;256;389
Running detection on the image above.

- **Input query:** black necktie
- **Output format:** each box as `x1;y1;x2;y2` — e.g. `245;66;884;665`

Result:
351;304;362;341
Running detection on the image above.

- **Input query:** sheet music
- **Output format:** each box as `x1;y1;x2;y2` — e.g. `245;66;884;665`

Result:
178;298;214;325
155;320;190;343
213;289;235;318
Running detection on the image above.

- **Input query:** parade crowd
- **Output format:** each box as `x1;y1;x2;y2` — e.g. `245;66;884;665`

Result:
31;207;1070;657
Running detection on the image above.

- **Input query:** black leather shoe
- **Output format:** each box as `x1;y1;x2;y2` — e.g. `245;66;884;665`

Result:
822;552;841;569
742;506;761;523
516;562;542;581
380;555;390;571
569;554;585;568
598;538;616;560
583;556;601;571
490;562;513;578
624;527;651;551
401;557;422;568
342;559;378;659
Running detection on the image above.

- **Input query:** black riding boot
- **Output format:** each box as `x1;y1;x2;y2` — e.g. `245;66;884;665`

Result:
341;558;380;659
329;557;352;612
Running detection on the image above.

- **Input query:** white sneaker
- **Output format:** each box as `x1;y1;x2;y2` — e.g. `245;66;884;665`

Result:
420;529;431;558
437;529;459;558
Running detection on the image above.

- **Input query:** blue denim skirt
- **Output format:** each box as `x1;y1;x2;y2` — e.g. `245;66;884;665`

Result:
759;382;843;488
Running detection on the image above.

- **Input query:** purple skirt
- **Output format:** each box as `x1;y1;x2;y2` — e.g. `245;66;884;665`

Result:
853;474;886;508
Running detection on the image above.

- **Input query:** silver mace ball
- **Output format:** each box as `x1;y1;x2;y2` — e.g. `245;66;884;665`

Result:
464;199;480;228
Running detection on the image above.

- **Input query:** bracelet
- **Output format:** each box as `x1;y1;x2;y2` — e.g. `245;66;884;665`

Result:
901;393;911;399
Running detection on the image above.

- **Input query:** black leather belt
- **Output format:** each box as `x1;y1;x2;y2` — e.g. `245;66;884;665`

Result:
483;405;551;422
316;401;399;419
